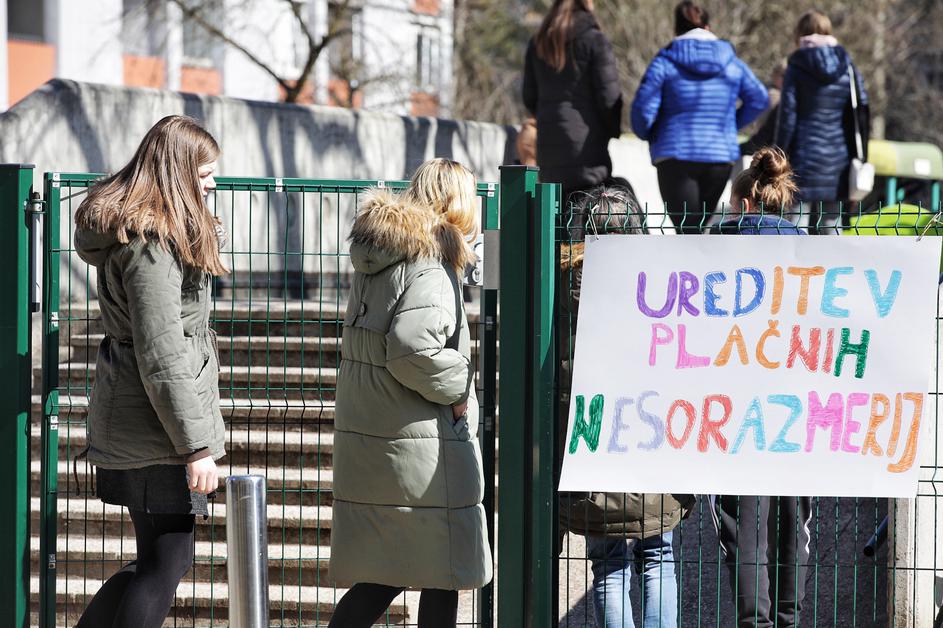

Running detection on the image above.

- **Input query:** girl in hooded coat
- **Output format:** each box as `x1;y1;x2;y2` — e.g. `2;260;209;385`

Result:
774;9;870;234
558;183;694;628
631;1;768;234
73;115;227;628
329;159;492;627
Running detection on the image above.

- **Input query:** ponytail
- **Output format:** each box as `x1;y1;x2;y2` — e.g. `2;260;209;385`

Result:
731;147;798;212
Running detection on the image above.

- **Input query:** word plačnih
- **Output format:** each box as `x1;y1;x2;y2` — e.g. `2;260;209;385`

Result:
568;390;923;473
638;266;902;379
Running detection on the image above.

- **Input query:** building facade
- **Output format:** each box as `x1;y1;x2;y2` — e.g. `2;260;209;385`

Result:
2;0;453;116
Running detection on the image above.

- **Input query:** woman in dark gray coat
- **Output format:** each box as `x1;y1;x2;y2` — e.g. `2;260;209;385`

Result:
523;0;623;215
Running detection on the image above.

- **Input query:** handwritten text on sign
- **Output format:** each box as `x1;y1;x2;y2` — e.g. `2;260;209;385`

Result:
557;235;942;497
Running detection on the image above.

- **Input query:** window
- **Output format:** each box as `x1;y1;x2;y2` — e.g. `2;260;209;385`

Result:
182;0;223;62
122;0;164;57
327;2;364;83
416;27;441;92
8;0;44;41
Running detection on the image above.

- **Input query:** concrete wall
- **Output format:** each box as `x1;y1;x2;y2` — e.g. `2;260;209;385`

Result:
0;79;521;301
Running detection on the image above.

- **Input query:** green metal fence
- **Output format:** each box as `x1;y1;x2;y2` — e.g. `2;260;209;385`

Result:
34;172;499;627
5;160;942;627
496;164;943;627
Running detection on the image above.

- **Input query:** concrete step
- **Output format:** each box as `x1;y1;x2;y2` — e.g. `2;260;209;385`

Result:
69;333;484;369
71;334;342;368
50;364;339;401
31;460;335;507
30;421;336;471
60;300;482;340
33;395;338;426
28;576;409;626
29;535;336;588
38;498;333;546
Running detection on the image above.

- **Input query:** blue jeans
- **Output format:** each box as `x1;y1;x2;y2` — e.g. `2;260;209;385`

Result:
585;531;678;628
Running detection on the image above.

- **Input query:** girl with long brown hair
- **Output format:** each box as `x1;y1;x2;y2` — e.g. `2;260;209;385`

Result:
522;0;623;227
74;115;227;628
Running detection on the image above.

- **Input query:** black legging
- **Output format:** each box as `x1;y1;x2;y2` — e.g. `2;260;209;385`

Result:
76;510;195;628
328;583;459;628
656;159;733;234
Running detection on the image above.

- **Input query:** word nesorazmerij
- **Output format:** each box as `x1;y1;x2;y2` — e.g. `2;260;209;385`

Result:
568;391;923;473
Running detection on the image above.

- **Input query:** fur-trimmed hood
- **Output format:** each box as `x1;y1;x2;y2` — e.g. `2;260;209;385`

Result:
348;189;473;275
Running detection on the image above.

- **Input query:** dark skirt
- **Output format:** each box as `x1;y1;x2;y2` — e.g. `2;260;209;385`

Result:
96;464;211;516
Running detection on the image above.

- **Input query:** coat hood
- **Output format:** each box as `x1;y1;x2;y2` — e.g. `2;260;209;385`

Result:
568;9;599;41
789;45;849;84
348;189;470;275
662;38;736;78
712;214;807;235
74;226;120;268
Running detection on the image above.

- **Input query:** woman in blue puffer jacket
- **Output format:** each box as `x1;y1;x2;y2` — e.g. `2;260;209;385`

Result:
631;1;768;234
774;10;869;235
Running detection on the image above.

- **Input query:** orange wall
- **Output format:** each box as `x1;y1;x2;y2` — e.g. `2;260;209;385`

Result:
180;66;222;96
8;39;56;105
412;0;441;15
123;55;166;89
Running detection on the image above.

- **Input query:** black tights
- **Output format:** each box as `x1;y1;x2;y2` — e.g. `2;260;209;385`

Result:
76;510;195;628
328;583;459;628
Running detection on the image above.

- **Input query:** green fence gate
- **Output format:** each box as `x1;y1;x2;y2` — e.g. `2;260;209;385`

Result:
30;169;499;627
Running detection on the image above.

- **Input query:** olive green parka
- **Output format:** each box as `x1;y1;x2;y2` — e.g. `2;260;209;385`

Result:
75;223;225;469
329;190;492;591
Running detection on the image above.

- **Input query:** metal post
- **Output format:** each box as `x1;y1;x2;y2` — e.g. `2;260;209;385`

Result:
226;475;269;628
478;187;499;628
498;165;538;628
0;163;35;628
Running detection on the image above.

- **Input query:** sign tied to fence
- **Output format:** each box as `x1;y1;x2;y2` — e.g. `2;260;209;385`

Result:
558;235;942;497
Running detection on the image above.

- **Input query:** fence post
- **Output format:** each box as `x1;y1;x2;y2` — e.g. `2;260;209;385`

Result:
479;186;500;628
226;475;269;628
497;166;557;627
0;164;35;628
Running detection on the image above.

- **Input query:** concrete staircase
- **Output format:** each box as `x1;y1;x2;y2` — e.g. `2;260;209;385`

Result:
29;301;485;627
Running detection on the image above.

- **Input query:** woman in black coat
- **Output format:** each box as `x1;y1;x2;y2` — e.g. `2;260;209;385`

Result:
522;0;623;227
774;10;869;234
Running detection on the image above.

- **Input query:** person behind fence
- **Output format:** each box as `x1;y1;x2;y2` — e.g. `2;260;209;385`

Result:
328;158;492;628
71;115;227;628
630;1;768;235
774;9;870;234
523;0;623;236
558;183;694;628
708;147;814;628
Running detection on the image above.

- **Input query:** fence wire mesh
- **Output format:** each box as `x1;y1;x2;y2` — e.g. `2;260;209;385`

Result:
554;194;943;627
37;174;495;627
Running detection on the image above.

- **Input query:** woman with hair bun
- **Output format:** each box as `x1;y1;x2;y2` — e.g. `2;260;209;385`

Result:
710;147;813;628
631;1;768;234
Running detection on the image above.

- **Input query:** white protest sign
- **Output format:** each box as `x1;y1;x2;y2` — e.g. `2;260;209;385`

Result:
558;235;942;498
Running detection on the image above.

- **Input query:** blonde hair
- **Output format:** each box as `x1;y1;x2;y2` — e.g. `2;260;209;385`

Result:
795;10;832;39
76;115;226;275
731;147;798;213
402;158;479;271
